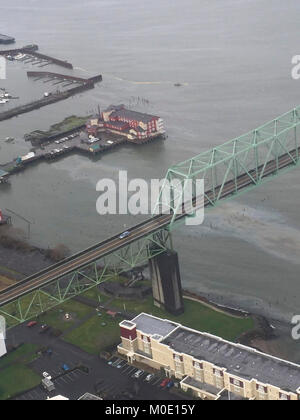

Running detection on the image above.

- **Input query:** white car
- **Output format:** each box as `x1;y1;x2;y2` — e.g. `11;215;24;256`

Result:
134;370;144;379
119;231;131;240
43;372;51;380
145;374;154;382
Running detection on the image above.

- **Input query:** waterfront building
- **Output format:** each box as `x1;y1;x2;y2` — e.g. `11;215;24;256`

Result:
118;313;300;401
86;105;165;142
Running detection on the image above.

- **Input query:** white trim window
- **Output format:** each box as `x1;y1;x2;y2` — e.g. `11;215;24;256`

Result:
256;384;268;400
142;335;152;356
173;354;184;375
213;368;224;389
279;392;290;401
193;361;204;382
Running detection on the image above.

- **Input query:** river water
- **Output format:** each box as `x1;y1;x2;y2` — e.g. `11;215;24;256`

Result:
0;0;300;359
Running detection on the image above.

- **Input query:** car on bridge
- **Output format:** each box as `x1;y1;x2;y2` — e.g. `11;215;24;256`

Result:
119;231;131;240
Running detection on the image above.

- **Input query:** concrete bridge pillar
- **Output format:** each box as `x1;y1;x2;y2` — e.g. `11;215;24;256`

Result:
149;250;184;315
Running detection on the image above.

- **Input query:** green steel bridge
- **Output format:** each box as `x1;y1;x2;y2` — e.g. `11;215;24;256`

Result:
1;105;300;328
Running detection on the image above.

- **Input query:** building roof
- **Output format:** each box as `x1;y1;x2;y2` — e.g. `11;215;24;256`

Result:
106;120;129;128
105;105;158;124
134;126;147;133
78;393;102;401
182;376;221;397
121;320;136;329
161;326;300;394
47;395;69;400
89;144;100;151
131;313;178;338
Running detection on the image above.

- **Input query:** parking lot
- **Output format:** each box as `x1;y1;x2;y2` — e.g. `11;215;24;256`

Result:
8;323;188;401
16;355;182;401
102;356;183;397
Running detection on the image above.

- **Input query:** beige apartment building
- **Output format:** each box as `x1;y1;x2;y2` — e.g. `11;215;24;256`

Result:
118;313;300;400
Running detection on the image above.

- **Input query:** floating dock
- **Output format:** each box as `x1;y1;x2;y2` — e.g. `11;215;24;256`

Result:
0;130;164;181
0;45;73;69
27;71;102;84
0;72;102;122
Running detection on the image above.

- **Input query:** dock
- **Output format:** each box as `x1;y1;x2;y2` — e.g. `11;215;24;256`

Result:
0;72;102;122
0;45;73;69
0;130;164;181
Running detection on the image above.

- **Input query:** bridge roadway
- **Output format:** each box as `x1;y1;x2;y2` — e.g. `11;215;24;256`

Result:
0;147;298;306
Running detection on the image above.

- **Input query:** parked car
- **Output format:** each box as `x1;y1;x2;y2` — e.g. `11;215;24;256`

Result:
160;378;171;388
167;380;174;389
27;321;37;328
43;372;51;379
39;324;50;334
119;231;131;240
133;370;144;379
62;364;70;372
145;374;155;382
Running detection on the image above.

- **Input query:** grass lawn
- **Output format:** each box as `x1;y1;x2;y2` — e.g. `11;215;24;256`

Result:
38;299;95;332
25;115;89;141
63;296;255;354
0;365;41;400
111;296;254;342
0;274;16;292
81;287;110;303
64;313;122;355
0;343;38;371
154;299;254;342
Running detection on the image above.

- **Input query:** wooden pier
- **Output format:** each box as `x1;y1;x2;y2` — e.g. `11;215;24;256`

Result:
0;45;73;69
0;72;102;122
0;131;164;181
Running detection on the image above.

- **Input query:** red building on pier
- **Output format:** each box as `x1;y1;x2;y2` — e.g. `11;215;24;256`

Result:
86;105;165;143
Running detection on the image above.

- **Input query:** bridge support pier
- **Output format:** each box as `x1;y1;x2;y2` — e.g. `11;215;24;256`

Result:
150;250;184;315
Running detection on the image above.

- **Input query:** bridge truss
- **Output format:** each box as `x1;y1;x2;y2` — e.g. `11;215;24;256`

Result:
0;230;171;328
155;106;300;227
2;105;300;327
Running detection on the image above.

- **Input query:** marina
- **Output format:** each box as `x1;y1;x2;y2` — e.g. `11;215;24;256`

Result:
0;129;164;180
0;45;73;68
0;72;102;122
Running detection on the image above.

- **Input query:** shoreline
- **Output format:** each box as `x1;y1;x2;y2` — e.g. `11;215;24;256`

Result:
0;225;69;289
0;226;297;363
183;288;298;363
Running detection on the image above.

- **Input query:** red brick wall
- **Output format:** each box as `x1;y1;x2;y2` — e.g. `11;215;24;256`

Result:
121;326;137;341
